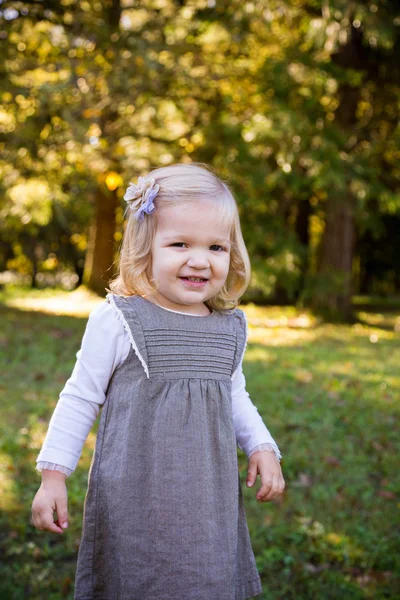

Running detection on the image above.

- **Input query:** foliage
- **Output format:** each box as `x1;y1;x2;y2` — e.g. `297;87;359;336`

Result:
0;0;399;312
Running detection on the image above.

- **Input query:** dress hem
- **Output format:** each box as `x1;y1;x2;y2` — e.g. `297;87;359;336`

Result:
235;574;263;600
74;575;263;600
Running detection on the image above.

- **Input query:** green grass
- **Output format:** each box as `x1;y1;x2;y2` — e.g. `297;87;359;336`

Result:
1;286;399;599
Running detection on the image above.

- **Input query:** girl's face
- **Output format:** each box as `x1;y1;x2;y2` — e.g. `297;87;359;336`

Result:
149;201;231;314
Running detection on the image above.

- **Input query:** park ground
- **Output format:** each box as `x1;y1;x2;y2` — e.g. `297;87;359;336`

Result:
0;286;399;599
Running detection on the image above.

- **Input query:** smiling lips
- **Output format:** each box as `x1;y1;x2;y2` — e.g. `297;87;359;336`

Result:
180;276;208;287
181;276;208;281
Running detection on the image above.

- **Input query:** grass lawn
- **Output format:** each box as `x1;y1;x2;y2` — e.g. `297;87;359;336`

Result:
1;286;399;599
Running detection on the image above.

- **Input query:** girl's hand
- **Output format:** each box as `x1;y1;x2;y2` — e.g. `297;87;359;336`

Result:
31;470;69;534
246;450;285;502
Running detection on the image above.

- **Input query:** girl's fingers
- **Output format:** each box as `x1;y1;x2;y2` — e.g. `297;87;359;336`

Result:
31;482;68;534
45;520;64;534
266;475;280;502
54;495;69;530
256;475;273;501
32;508;64;534
257;474;285;503
246;460;258;488
246;453;286;502
31;500;64;534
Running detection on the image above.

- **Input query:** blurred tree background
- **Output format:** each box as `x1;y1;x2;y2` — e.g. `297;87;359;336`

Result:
1;0;399;320
1;2;400;599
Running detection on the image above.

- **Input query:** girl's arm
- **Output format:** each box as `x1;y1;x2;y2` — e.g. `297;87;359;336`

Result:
32;301;130;534
231;363;282;462
231;362;285;502
36;301;128;476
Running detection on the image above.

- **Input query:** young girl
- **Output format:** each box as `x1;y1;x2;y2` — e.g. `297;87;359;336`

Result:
32;163;285;600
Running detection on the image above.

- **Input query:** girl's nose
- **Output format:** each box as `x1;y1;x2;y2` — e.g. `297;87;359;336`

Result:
186;252;210;269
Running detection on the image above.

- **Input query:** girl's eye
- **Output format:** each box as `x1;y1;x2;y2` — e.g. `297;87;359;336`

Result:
170;243;227;251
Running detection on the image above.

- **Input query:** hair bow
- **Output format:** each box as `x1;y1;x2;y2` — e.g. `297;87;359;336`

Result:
123;176;160;221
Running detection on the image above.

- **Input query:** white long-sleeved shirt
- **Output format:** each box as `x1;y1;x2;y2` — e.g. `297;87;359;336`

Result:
36;301;281;477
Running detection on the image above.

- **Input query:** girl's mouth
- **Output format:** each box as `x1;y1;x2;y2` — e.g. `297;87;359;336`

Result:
180;277;208;288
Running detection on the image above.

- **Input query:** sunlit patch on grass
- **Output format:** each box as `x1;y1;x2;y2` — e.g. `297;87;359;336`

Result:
86;431;97;451
352;323;396;340
23;391;39;402
243;302;315;321
0;451;19;511
357;310;400;330
297;516;366;562
246;324;318;347
244;346;275;364
27;423;47;451
295;369;313;384
2;286;101;317
80;432;97;471
243;303;318;330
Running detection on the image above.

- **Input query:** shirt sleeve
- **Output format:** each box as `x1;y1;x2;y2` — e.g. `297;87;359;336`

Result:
231;359;282;462
36;300;130;476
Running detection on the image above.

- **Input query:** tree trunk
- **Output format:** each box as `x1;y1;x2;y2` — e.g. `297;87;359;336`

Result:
314;196;356;320
83;186;118;296
313;12;362;320
294;197;311;303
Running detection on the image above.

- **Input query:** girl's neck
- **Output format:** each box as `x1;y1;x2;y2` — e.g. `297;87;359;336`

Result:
147;295;211;317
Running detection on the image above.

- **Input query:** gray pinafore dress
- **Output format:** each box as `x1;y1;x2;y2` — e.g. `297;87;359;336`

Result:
74;293;263;600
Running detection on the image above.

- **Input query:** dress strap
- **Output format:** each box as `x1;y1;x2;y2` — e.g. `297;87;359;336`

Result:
230;308;248;381
106;293;150;379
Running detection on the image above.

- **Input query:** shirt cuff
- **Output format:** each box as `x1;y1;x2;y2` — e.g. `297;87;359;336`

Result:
247;442;282;462
36;461;73;477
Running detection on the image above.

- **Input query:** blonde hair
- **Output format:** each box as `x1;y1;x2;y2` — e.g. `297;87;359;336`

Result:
108;162;251;311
